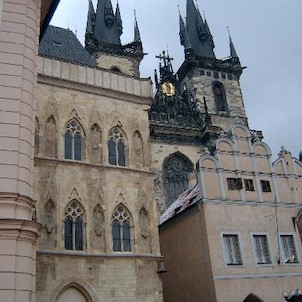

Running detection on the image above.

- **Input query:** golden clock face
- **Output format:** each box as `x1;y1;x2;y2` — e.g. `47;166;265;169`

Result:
161;81;175;96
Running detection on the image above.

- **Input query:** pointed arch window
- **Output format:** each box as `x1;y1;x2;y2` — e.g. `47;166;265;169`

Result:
212;81;228;114
163;152;194;207
108;127;126;166
64;200;85;251
64;120;83;160
112;204;132;252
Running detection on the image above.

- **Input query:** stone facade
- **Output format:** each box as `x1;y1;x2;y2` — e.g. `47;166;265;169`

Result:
34;57;163;301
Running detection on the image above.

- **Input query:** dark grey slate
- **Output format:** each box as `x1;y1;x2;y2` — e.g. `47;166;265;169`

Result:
39;25;96;67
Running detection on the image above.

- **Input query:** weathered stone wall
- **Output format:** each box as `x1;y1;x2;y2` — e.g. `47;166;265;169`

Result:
34;58;163;301
36;254;163;302
96;53;140;77
181;68;248;132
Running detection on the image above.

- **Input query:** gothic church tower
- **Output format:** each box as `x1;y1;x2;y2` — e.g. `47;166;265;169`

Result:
150;0;256;210
85;0;144;76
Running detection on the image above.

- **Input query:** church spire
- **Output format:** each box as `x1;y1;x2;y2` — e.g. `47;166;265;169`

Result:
115;1;123;36
182;0;215;58
93;0;121;45
134;10;141;42
228;27;238;58
86;0;96;36
179;9;192;52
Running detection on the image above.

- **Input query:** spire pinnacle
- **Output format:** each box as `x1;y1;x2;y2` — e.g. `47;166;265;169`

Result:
85;0;95;36
134;9;141;42
94;0;121;45
116;1;123;35
183;0;215;58
228;27;239;58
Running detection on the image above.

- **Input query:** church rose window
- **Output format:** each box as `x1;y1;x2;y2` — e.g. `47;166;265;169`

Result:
112;204;132;252
64;200;85;251
64;120;83;160
108;127;126;166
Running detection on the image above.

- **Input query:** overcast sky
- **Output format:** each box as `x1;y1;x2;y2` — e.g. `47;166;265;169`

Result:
51;0;302;160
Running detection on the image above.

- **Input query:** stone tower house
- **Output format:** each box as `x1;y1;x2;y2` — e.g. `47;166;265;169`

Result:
34;0;163;301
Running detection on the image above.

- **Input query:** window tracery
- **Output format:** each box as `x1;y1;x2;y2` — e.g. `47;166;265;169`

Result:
65;119;83;160
163;153;193;207
108;127;126;166
112;204;132;252
64;200;85;251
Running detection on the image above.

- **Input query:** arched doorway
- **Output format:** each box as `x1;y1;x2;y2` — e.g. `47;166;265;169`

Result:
57;286;87;302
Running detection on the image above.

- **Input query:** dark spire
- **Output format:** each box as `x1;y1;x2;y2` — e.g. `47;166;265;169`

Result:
115;1;123;36
134;10;141;42
179;10;192;51
94;0;121;45
299;149;302;161
228;27;238;58
86;0;96;36
182;0;215;58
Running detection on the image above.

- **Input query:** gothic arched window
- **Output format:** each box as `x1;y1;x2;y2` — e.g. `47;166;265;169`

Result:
163;152;194;207
212;81;228;113
112;204;132;252
64;119;83;160
64;200;85;251
108;127;126;166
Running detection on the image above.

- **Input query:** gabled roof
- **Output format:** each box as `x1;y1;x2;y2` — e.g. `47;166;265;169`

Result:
39;25;97;67
160;185;201;225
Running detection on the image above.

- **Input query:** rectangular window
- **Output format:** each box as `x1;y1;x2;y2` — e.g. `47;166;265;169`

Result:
227;178;242;190
253;235;271;264
223;234;242;265
260;180;271;192
280;235;299;263
244;179;255;191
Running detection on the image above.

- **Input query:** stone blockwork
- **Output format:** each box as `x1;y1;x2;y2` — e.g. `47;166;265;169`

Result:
36;254;163;302
34;58;163;301
180;68;248;132
96;53;141;77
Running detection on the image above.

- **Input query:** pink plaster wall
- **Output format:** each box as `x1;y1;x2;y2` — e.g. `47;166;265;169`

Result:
0;0;40;198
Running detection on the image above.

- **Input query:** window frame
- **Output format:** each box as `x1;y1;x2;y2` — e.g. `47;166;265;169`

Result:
221;232;244;267
227;177;243;190
279;233;300;265
260;180;271;193
244;179;255;191
64;120;84;161
212;81;229;115
64;200;85;251
112;204;132;252
250;232;273;267
108;127;126;166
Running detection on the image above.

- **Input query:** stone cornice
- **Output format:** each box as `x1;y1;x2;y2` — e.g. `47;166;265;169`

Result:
37;57;153;106
34;156;155;176
37;250;163;260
